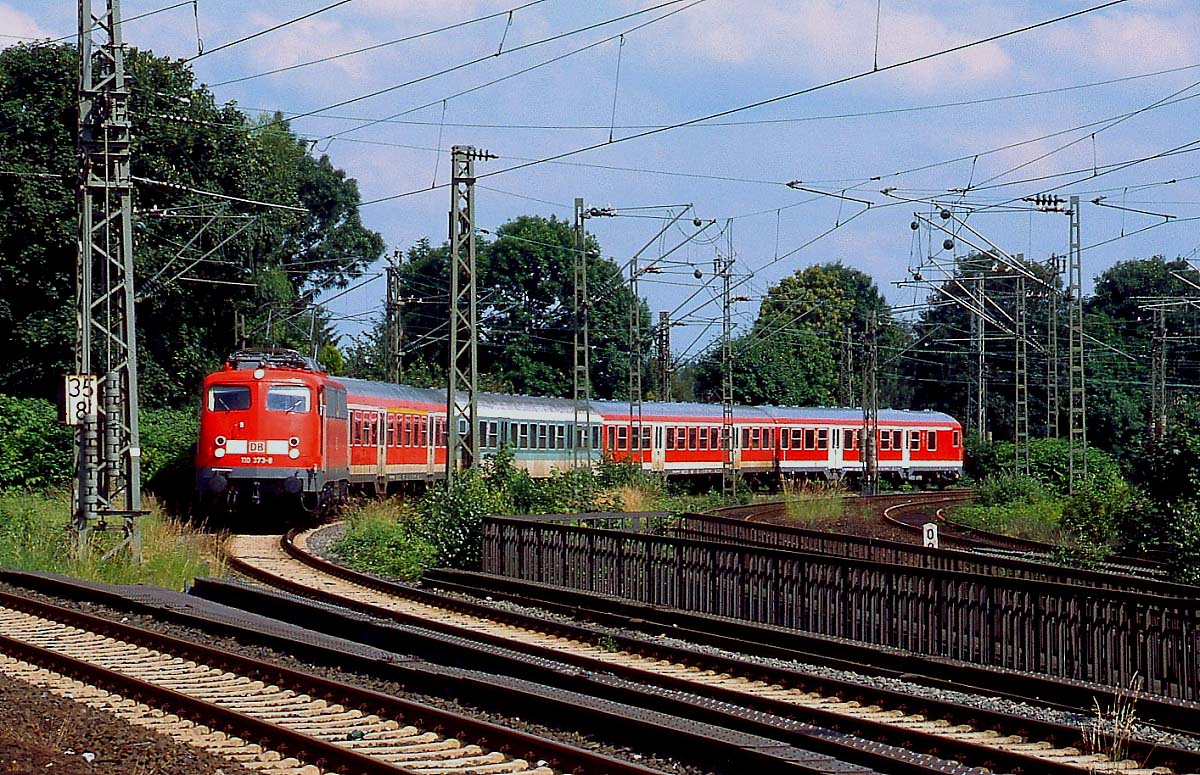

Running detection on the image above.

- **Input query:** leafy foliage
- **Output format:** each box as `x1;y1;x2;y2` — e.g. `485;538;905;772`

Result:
694;263;902;407
331;501;437;580
0;394;72;490
0;44;383;407
346;219;645;398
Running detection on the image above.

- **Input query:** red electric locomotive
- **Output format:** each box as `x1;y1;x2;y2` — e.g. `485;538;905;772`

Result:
196;349;349;510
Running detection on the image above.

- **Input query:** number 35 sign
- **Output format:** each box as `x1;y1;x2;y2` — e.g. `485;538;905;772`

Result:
64;374;98;425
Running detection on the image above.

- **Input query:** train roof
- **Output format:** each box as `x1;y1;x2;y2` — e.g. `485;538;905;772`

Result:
334;377;959;426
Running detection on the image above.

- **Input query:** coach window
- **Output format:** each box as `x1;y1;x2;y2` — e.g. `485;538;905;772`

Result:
709;426;719;449
927;430;937;451
419;418;428;447
953;430;961;447
801;428;814;450
788;428;801;449
351;413;362;445
266;385;310;413
666;427;676;450
697;426;708;451
617;425;629;450
879;431;891;451
892;430;902;449
817;429;829;450
536;424;547;449
386;417;396;447
748;427;758;450
208;385;251;412
780;429;789;450
910;431;921;451
832;428;841;449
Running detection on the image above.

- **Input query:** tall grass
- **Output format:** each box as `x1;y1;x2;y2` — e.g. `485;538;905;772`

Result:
782;479;847;523
0;490;214;589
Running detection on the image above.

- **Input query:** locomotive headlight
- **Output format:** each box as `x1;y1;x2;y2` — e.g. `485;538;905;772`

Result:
289;436;300;447
253;368;265;379
214;448;226;459
288;448;300;459
214;435;227;447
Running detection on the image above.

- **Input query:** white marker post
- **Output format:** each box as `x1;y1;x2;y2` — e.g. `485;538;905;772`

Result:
922;522;939;549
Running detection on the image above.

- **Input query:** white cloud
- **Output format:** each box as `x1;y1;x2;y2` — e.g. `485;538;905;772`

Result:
0;4;54;48
662;0;1012;91
241;13;379;83
1052;9;1199;76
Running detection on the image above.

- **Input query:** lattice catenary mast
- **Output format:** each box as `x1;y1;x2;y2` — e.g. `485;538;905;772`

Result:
1067;195;1087;492
572;197;593;472
71;0;143;558
445;145;493;482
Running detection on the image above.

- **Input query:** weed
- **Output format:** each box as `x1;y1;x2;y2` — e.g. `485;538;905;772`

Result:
1083;674;1143;772
597;634;620;653
331;499;437;580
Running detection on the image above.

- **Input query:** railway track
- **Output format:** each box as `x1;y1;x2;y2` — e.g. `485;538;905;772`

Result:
0;587;659;775
220;528;1200;775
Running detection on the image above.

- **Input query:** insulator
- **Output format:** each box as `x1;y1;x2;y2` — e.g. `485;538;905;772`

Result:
910;220;919;231
939;209;951;220
943;238;955;251
693;218;703;227
694;268;704;280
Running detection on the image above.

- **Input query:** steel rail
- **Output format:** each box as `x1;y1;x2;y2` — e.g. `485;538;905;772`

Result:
240;529;1200;773
0;588;658;775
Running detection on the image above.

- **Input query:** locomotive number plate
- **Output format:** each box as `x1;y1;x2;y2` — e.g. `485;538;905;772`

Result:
240;456;274;464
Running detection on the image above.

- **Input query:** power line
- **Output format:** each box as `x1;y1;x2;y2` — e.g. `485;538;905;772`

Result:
279;0;698;134
210;0;552;86
186;0;359;61
361;0;1129;206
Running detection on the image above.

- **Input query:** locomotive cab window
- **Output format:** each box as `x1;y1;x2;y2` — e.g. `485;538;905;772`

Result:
266;385;311;413
208;385;251;412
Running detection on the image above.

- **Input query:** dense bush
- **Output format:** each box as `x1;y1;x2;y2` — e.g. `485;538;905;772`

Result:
0;393;199;508
0;394;72;489
331;501;437;580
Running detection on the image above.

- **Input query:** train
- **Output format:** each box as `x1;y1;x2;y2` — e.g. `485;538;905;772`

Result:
195;349;963;509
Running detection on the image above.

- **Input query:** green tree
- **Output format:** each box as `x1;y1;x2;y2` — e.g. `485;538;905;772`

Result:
694;262;902;407
345;217;645;399
0;44;384;406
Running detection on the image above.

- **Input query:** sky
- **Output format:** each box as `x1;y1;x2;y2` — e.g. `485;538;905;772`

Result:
5;0;1200;364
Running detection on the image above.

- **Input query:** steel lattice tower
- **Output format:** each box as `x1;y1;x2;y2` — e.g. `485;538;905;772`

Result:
970;276;987;437
73;0;143;558
1067;195;1087;492
1045;255;1062;438
385;252;403;383
1151;306;1167;441
861;310;880;496
628;250;643;464
717;247;735;498
1013;266;1030;474
572;197;593;473
656;310;671;402
446;146;491;482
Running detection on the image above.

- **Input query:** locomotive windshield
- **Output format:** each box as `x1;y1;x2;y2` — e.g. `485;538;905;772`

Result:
208;385;251;411
266;384;311;413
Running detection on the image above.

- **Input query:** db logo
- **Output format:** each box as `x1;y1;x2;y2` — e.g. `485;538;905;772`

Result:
248;441;267;453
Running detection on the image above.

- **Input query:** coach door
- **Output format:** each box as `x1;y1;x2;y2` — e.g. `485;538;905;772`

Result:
652;425;665;471
374;410;387;494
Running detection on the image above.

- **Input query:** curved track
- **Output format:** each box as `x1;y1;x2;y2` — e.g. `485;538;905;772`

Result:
222;528;1200;775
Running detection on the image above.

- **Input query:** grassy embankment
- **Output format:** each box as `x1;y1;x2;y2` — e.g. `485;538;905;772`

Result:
0;490;219;589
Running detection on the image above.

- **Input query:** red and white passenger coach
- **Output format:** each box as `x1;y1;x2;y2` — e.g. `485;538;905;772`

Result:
196;349;962;508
